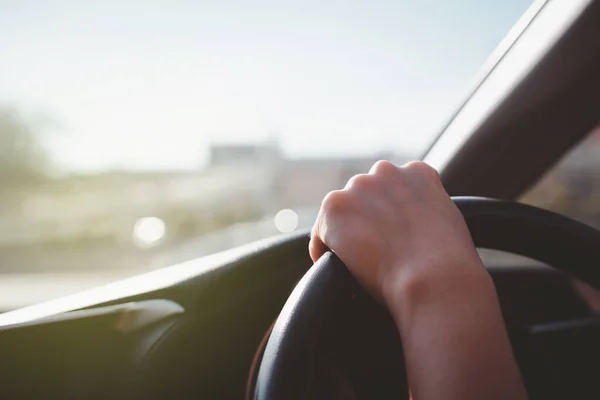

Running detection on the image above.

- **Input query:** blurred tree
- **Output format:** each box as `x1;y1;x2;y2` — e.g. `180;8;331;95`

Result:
0;107;49;187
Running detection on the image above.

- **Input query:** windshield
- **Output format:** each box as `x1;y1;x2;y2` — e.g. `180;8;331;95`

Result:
0;0;534;311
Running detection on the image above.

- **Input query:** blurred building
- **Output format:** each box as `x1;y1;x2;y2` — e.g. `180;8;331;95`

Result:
209;142;280;167
0;142;405;249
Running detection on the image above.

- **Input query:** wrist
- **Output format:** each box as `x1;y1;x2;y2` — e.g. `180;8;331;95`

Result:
381;256;492;315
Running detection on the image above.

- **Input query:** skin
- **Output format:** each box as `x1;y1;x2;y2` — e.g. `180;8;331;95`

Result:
309;160;527;400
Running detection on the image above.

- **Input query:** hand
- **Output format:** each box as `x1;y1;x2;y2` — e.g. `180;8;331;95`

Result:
310;160;527;400
309;160;484;305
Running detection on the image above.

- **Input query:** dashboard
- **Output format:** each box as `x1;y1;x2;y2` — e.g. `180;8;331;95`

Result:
0;265;597;399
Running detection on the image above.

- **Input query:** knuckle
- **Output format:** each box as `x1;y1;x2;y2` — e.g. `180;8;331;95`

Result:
321;190;351;214
370;160;398;177
346;174;376;191
403;161;440;182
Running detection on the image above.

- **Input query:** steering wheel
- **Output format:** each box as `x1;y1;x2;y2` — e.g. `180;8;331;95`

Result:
253;197;600;399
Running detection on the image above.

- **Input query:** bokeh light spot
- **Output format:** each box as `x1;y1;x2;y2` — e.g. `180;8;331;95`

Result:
274;209;299;233
133;217;166;247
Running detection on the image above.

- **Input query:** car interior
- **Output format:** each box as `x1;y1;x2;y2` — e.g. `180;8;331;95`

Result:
0;0;599;399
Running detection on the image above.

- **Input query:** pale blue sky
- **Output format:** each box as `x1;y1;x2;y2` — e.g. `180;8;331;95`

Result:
0;0;533;171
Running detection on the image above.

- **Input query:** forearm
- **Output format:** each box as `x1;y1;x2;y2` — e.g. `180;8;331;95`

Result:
387;264;527;400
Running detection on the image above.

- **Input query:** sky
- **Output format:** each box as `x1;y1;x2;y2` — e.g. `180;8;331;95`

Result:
0;0;533;171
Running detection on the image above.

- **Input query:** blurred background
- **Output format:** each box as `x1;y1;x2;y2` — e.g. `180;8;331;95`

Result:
5;0;597;312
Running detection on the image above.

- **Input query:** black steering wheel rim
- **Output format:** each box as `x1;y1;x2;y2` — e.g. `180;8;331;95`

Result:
254;197;600;399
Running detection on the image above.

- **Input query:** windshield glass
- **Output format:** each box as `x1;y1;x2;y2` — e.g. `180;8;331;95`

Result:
0;0;534;311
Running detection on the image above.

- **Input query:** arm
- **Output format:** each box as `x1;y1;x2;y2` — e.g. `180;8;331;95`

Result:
309;160;527;400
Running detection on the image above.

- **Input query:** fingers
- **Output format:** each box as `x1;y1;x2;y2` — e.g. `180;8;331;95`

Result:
309;190;351;262
310;162;396;263
368;159;399;176
309;209;325;262
308;228;327;262
308;160;441;263
400;161;442;188
368;160;440;188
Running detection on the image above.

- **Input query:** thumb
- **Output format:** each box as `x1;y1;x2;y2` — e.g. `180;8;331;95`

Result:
308;222;328;263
